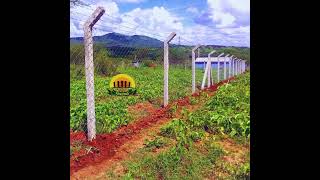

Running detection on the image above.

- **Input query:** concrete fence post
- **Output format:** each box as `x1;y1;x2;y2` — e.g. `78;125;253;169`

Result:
198;48;204;71
207;51;215;87
241;60;244;73
192;45;200;93
239;59;241;74
201;59;210;90
237;59;239;74
239;59;242;74
217;53;224;82
224;54;229;80
229;55;234;78
235;59;238;75
232;57;236;76
163;32;176;107
231;57;234;76
83;6;105;141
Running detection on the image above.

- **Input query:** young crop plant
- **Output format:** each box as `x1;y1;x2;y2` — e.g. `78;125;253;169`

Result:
70;66;204;134
143;137;168;151
187;73;250;138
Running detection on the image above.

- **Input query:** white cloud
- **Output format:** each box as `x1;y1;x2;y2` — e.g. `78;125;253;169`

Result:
175;24;250;47
70;0;120;37
221;26;250;35
115;0;146;3
227;0;250;13
70;0;250;47
118;6;184;39
186;7;199;14
206;0;250;28
207;0;250;13
70;22;83;37
210;11;236;28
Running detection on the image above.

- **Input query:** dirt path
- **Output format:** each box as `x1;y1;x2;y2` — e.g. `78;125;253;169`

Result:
70;78;235;179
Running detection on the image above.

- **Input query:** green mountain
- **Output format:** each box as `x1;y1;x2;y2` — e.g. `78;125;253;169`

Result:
70;32;163;48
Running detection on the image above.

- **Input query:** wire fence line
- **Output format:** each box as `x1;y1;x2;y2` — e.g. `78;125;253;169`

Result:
70;6;248;141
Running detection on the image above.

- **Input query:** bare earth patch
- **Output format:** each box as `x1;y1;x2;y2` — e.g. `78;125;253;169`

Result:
128;101;157;120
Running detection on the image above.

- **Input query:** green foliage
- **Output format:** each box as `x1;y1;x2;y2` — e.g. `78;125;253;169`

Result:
190;97;198;105
160;119;188;139
70;101;87;132
70;64;85;80
143;137;168;151
189;131;205;142
94;46;119;76
168;104;178;117
122;137;224;180
160;119;204;147
141;60;157;67
70;44;85;65
235;162;250;179
169;47;191;64
70;66;204;133
117;72;250;180
188;73;250;138
95;102;130;133
70;44;119;77
217;47;250;63
70;99;130;133
215;161;250;180
70;140;84;156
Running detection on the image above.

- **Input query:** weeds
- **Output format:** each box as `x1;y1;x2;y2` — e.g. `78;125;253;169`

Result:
143;137;168;151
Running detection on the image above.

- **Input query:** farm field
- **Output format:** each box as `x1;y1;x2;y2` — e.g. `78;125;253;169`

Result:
70;1;250;179
70;70;250;179
108;72;250;180
71;65;222;133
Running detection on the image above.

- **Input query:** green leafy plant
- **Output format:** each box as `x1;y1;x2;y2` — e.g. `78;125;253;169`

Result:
143;137;167;151
70;66;204;134
188;73;250;138
190;97;199;105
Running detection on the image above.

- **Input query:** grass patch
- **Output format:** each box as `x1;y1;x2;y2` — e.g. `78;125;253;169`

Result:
143;137;169;152
122;140;224;180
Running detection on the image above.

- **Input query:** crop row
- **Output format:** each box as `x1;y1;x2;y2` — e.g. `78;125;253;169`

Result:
70;66;205;133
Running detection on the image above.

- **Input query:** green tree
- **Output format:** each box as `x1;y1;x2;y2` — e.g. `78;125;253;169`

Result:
169;47;190;64
216;48;250;64
94;48;118;76
70;44;85;65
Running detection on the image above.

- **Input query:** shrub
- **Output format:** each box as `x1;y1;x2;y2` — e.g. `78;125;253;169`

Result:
94;48;118;76
70;64;85;80
70;44;85;65
142;60;157;67
70;43;118;77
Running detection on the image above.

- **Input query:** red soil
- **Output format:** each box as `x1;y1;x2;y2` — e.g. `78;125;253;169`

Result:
70;76;235;175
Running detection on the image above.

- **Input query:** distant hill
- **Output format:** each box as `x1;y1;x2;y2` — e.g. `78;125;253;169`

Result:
70;32;163;48
70;32;250;49
202;45;249;49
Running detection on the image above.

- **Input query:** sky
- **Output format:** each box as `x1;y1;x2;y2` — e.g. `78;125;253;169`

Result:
70;0;250;47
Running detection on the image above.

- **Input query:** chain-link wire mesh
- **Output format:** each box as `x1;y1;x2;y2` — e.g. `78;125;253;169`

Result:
70;7;248;139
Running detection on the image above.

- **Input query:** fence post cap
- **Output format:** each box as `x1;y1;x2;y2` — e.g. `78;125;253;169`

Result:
218;53;224;57
165;32;176;43
84;6;105;28
192;44;201;51
208;50;216;56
